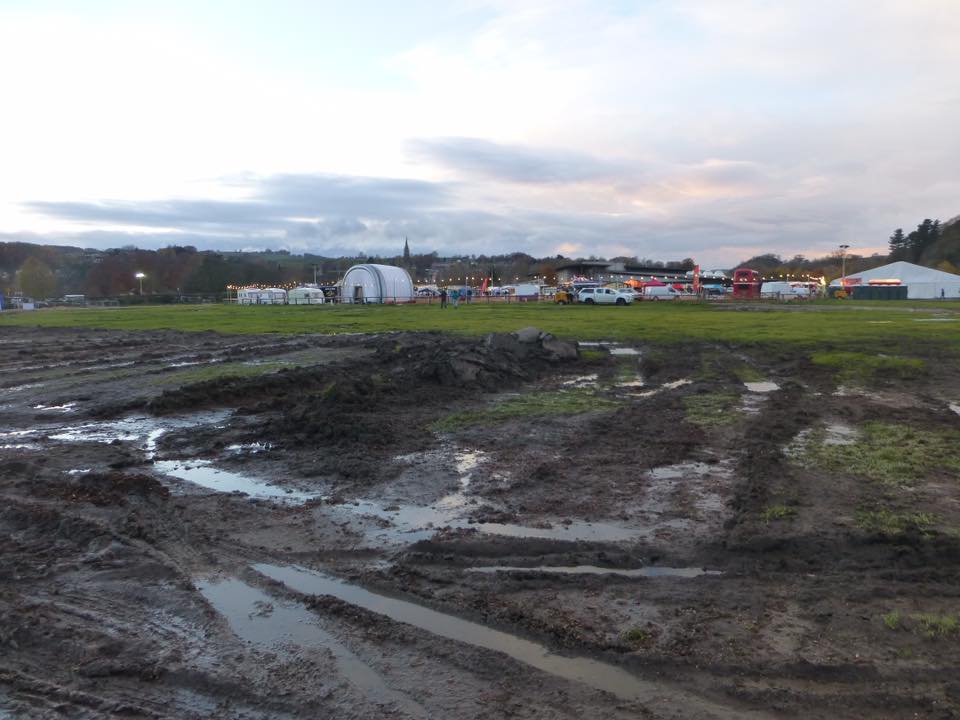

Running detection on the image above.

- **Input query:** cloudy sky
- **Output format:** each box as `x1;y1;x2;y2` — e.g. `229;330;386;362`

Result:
1;0;958;266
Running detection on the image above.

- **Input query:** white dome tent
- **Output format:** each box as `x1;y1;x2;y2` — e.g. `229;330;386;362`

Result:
830;261;960;299
340;264;415;304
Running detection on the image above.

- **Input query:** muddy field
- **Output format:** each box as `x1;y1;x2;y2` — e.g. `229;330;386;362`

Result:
2;325;960;719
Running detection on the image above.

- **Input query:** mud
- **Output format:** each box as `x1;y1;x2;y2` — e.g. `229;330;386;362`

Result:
2;326;960;719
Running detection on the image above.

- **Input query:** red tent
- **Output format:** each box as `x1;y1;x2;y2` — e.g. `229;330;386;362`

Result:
642;278;665;287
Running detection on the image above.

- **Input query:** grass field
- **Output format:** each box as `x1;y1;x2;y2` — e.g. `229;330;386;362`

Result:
2;300;960;345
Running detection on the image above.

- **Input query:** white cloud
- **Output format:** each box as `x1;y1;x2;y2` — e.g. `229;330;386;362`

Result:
1;1;958;266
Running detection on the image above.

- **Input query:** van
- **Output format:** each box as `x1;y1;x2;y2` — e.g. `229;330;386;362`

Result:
643;285;680;300
760;282;809;299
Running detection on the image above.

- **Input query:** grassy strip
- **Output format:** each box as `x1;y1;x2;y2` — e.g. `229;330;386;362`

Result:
811;351;925;384
760;504;797;523
4;302;960;345
855;509;937;537
432;390;619;431
790;422;960;486
683;392;740;427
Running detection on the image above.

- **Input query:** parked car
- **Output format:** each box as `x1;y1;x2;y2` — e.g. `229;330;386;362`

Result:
760;282;810;299
578;287;634;305
643;285;681;301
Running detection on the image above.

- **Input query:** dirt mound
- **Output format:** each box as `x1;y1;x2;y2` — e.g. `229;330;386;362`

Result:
34;471;170;507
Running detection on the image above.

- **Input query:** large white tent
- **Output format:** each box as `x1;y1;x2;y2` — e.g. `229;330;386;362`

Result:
340;264;414;304
830;261;960;299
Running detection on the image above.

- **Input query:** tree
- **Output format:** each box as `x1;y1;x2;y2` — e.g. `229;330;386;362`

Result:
905;219;940;262
888;228;906;259
17;257;57;298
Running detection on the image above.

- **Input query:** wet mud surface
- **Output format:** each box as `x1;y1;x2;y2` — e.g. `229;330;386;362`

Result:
2;326;960;718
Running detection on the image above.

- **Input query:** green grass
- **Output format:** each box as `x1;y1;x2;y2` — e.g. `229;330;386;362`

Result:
792;422;960;486
760;504;797;523
621;627;652;647
882;610;902;631
4;301;960;345
432;389;619;431
733;364;766;383
811;351;926;385
855;509;937;537
912;613;959;639
683;392;740;427
579;349;609;361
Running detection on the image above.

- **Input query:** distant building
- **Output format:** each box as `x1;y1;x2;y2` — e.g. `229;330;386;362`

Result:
555;261;689;284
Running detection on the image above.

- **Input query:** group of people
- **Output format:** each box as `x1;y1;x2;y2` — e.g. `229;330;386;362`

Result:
439;288;472;308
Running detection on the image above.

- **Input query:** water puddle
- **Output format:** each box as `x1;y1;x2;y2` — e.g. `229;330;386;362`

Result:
562;374;598;388
32;402;78;412
629;378;691;398
467;565;721;578
225;442;272;454
950;403;960;417
253;564;665;704
48;412;229;447
743;381;778;393
823;423;858;445
914;318;956;322
333;447;648;545
4;382;45;394
0;443;41;451
197;577;425;716
608;348;640;356
154;460;321;504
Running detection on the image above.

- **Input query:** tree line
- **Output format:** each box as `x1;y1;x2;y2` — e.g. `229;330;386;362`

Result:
2;215;956;300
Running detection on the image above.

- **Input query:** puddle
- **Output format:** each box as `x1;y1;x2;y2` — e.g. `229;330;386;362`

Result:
629;378;691;398
914;318;956;322
154;460;321;504
867;320;893;324
467;565;720;578
32;402;78;412
3;383;45;394
949;402;960;417
743;381;778;393
66;468;92;475
197;577;425;716
0;443;41;451
617;375;646;388
337;447;650;545
225;442;272;454
823;423;858;445
0;430;34;439
562;374;598;388
648;462;724;481
48;412;229;447
608;348;641;356
253;564;669;705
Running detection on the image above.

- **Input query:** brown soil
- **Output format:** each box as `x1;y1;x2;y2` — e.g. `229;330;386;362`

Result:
2;326;959;719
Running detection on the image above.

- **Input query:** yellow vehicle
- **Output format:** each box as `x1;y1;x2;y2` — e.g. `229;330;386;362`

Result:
555;288;576;304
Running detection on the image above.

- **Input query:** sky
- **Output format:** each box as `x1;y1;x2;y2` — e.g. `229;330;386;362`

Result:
1;0;958;267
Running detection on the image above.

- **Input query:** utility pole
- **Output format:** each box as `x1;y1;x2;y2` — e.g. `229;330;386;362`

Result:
838;245;850;284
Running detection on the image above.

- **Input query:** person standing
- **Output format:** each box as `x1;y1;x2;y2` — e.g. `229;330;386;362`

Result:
451;288;460;308
440;288;448;308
